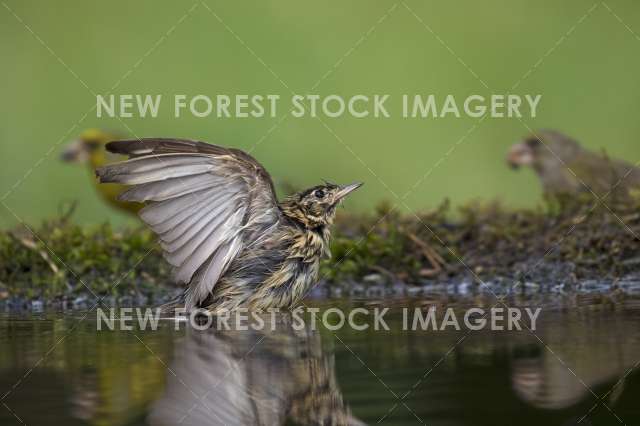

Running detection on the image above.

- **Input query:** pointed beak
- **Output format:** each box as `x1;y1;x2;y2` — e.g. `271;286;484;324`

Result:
335;182;363;201
506;142;532;170
60;140;82;162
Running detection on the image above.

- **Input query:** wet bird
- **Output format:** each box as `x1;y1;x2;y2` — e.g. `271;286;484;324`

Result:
61;129;142;215
96;138;362;312
507;130;640;200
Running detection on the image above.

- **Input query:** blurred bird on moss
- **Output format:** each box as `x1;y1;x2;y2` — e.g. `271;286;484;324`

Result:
60;129;142;215
96;138;362;312
507;130;640;200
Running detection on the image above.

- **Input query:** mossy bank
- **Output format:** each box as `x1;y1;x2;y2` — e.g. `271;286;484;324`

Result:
2;198;639;307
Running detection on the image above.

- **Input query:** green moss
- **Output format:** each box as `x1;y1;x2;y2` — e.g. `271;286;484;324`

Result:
1;197;639;301
327;197;640;285
0;218;170;301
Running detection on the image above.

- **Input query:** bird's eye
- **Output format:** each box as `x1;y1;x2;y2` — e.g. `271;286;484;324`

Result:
85;140;101;150
525;137;541;147
314;189;325;199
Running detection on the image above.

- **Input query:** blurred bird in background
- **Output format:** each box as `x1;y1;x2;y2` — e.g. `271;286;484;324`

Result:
96;138;362;312
507;130;640;201
60;129;142;215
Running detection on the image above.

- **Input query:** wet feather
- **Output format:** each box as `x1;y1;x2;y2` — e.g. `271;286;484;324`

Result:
96;138;361;312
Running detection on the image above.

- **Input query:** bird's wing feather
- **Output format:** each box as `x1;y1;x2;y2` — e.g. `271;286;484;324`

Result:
96;138;281;310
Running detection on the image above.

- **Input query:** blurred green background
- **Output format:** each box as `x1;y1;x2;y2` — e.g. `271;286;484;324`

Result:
2;0;640;228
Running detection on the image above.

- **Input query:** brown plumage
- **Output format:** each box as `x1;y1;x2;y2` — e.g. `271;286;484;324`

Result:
96;138;362;312
507;130;640;200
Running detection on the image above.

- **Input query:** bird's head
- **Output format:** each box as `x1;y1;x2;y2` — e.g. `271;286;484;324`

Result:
507;130;582;172
60;129;115;167
281;182;363;228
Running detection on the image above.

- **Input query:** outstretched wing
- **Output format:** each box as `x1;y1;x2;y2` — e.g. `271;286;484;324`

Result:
96;138;281;309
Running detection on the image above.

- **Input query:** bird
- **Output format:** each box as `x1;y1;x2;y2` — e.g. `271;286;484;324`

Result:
507;129;640;200
60;129;142;215
95;138;362;312
148;316;364;426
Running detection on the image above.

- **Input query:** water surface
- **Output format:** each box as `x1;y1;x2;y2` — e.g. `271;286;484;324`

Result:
1;296;639;425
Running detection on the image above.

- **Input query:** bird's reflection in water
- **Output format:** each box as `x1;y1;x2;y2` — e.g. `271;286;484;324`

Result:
510;345;589;411
509;312;639;412
148;314;364;426
510;347;633;413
